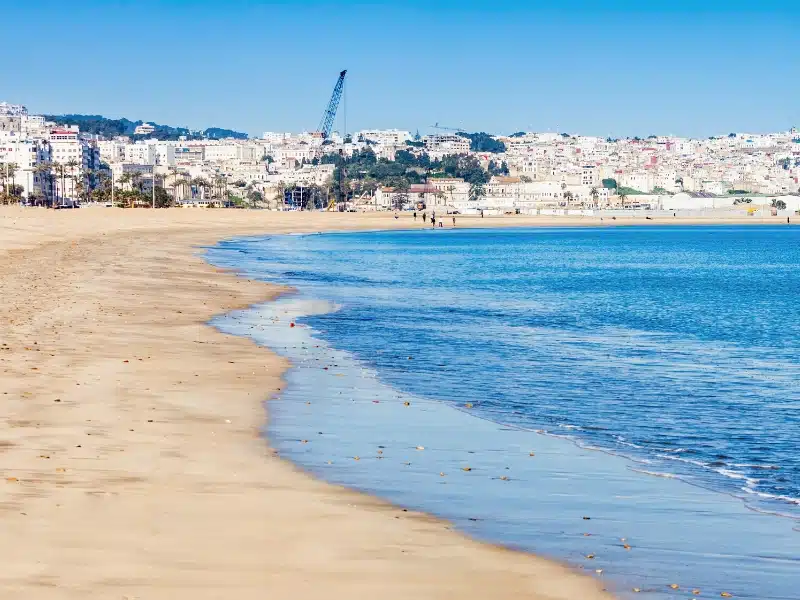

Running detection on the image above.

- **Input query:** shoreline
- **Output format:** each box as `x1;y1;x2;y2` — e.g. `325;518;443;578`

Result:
0;207;795;598
210;226;799;600
0;207;615;599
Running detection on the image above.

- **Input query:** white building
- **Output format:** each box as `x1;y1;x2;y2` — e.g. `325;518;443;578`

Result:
133;122;156;136
124;143;157;165
0;132;52;201
423;134;470;155
356;129;411;146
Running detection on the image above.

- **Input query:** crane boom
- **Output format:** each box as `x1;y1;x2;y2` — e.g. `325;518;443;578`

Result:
430;122;466;133
316;70;347;139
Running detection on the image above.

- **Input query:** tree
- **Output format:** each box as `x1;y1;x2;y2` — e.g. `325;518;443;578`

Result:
457;132;506;153
590;187;600;207
54;163;67;204
212;175;228;200
0;162;19;204
33;162;54;206
92;172;112;203
246;189;264;208
771;199;787;210
190;177;210;200
392;180;410;210
469;181;486;204
65;158;80;200
153;186;173;208
618;189;628;207
602;178;618;189
520;175;532;183
130;172;144;195
446;184;456;206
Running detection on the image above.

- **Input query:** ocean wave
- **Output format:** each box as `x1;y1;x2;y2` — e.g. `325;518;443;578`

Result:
740;487;800;506
629;468;684;479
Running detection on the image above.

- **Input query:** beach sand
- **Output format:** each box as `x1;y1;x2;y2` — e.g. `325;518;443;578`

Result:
0;208;787;599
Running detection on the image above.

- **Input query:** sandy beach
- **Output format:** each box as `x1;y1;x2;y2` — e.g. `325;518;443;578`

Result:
0;207;789;599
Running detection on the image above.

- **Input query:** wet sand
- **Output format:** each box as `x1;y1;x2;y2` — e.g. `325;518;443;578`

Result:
0;207;789;599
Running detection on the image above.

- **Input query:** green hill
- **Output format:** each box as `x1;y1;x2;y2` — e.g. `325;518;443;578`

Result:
44;114;248;141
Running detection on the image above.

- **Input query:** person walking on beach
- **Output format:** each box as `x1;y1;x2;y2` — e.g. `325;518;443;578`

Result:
413;211;417;221
452;216;456;227
431;216;436;228
422;212;427;223
439;220;443;228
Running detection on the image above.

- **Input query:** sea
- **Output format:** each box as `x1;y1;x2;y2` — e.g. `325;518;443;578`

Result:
206;225;800;600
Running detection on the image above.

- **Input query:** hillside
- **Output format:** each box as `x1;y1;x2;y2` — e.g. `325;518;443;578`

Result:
43;114;248;141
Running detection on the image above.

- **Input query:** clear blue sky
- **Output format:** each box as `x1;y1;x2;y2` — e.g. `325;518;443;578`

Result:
3;1;798;138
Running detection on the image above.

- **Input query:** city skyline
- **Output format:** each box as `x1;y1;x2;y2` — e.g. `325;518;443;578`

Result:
3;1;798;138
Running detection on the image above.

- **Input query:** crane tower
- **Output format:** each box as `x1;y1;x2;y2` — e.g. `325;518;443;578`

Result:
316;70;347;139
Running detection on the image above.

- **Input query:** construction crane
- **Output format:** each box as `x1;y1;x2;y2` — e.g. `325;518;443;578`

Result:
316;70;347;140
430;122;466;133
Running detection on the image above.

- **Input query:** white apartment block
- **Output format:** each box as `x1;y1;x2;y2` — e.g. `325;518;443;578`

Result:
0;132;52;200
356;129;411;146
424;134;470;154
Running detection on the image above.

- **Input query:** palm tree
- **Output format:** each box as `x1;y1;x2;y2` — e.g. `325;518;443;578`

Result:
213;175;228;202
190;177;210;201
94;171;111;203
33;162;53;207
6;162;19;204
675;177;685;192
590;187;600;208
65;158;80;201
618;189;628;208
117;173;132;206
0;162;19;204
275;180;289;210
446;184;456;206
53;163;66;204
168;166;183;201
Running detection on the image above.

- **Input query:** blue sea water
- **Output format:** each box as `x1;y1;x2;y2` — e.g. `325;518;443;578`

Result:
207;226;800;599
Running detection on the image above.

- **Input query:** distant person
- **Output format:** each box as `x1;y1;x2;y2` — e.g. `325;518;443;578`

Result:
432;210;436;220
452;216;456;227
439;220;443;228
431;216;436;228
413;211;417;221
394;212;399;220
480;210;484;218
422;212;427;223
673;212;676;217
788;217;791;224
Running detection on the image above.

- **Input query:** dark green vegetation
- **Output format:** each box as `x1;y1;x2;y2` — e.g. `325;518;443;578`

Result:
44;114;248;141
617;186;646;196
457;132;506;153
319;148;491;195
602;178;618;189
